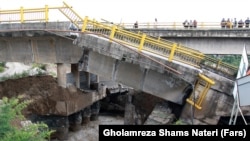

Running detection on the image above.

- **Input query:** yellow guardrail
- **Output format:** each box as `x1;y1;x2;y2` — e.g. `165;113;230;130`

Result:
0;5;66;23
0;1;239;110
82;18;238;75
82;19;205;68
0;1;238;77
186;73;215;110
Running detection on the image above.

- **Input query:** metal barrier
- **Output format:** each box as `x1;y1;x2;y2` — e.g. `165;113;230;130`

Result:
80;18;238;75
116;22;250;30
0;2;238;77
0;5;66;23
0;1;239;110
186;73;215;110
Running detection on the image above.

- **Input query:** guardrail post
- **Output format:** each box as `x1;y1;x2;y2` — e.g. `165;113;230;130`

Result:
186;73;215;110
173;22;176;29
169;43;177;62
45;5;49;22
81;16;88;32
138;34;146;51
20;6;24;23
157;36;161;41
109;25;117;42
201;22;204;28
93;18;96;28
216;60;221;70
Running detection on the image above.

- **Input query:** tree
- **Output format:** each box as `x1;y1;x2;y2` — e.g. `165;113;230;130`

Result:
0;96;54;141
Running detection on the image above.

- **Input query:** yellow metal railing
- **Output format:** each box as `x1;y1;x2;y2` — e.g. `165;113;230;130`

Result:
186;73;215;110
79;17;206;68
0;1;239;110
0;5;66;23
81;17;238;74
58;2;84;29
0;1;238;76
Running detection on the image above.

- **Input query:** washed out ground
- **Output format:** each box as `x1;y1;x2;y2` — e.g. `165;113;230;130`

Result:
0;62;125;141
0;63;120;139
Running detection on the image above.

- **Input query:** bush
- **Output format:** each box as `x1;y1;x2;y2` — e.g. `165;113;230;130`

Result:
0;71;30;82
0;62;5;73
0;96;54;141
0;67;4;73
32;63;46;71
0;62;5;67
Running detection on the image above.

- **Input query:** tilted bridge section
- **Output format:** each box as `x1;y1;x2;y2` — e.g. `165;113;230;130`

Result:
0;2;237;110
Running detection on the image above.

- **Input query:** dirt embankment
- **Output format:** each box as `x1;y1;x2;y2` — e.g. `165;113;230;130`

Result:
0;75;88;116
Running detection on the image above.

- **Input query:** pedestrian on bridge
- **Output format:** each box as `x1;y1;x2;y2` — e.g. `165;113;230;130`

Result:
245;17;250;28
154;18;158;28
221;18;226;28
238;19;244;28
193;20;197;28
233;18;237;28
134;21;138;28
189;20;193;28
183;20;189;29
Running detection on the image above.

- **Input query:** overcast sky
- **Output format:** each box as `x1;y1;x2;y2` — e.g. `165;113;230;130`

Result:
0;0;250;24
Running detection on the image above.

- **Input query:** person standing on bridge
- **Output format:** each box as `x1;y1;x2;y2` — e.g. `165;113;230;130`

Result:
134;21;138;29
189;20;193;28
233;18;237;28
154;18;158;28
221;18;226;28
183;20;189;29
238;19;244;28
245;17;250;28
193;19;197;28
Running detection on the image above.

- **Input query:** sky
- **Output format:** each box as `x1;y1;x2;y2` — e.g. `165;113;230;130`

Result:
0;0;250;24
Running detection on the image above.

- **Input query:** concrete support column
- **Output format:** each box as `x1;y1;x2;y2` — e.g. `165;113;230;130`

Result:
124;90;144;125
69;111;82;131
124;93;136;125
96;75;99;83
71;64;80;88
90;101;100;121
86;72;91;89
57;63;70;88
81;106;91;125
80;71;91;89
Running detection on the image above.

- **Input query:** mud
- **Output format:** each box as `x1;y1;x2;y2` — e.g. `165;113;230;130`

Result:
0;75;91;116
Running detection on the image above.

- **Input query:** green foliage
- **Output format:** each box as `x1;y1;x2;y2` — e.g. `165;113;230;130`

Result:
0;67;4;73
207;54;242;67
2;123;53;141
173;120;184;125
0;62;5;67
220;55;241;67
32;63;46;71
0;71;30;81
0;62;5;73
0;68;47;82
0;96;54;141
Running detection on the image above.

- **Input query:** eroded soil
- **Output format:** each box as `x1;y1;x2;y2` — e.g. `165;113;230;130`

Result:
0;75;89;116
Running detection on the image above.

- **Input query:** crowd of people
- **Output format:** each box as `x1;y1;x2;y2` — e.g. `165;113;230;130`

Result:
133;18;198;29
221;18;250;28
132;18;250;29
182;19;197;28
